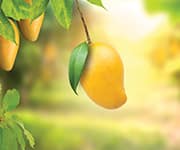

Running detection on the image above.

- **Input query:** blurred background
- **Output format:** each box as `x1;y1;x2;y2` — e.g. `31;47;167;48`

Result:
1;0;180;149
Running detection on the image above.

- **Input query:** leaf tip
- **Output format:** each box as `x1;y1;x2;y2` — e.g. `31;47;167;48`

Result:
73;89;79;96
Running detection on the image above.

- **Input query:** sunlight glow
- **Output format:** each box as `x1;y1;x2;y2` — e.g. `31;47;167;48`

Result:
103;0;167;41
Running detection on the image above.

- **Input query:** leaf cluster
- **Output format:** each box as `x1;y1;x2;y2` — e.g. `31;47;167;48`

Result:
0;0;104;42
0;89;35;150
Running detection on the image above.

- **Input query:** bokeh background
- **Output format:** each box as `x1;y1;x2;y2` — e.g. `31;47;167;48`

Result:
1;0;180;149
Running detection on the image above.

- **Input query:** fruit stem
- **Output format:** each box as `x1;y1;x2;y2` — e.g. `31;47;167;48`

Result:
75;0;92;44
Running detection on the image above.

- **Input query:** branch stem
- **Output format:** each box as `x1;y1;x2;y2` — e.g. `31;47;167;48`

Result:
75;0;92;44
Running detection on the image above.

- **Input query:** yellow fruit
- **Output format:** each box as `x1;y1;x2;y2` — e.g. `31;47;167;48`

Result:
80;42;127;109
18;0;44;41
0;20;20;71
18;13;44;41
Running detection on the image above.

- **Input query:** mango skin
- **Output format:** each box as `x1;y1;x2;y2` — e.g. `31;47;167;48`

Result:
18;13;44;42
80;42;127;109
0;20;20;71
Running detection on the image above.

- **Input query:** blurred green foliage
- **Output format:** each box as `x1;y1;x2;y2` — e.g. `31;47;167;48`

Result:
19;112;167;150
144;0;180;24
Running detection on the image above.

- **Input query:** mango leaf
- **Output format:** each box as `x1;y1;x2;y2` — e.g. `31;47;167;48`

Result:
87;0;104;8
0;10;15;43
2;89;20;112
17;122;35;148
1;0;49;20
69;42;89;94
51;0;74;29
8;121;25;150
31;0;49;19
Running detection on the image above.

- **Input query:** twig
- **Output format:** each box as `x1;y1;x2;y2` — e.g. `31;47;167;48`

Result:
75;0;92;44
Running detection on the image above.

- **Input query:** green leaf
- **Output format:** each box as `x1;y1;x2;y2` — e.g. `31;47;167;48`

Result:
0;10;15;43
51;0;74;29
24;128;35;148
31;0;49;19
17;122;35;148
8;121;25;150
87;0;104;8
1;126;18;150
2;89;20;112
1;0;49;20
69;42;89;94
1;127;11;150
8;127;18;150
